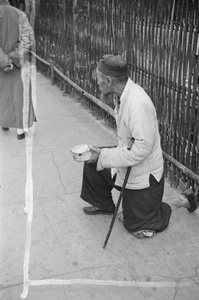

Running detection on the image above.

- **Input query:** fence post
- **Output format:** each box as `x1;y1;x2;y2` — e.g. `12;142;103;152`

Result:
25;0;35;28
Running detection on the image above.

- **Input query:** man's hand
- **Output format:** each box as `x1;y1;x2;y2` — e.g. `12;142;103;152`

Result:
87;145;101;163
3;63;13;72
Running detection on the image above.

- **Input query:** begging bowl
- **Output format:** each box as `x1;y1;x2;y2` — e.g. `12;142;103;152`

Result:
70;144;92;162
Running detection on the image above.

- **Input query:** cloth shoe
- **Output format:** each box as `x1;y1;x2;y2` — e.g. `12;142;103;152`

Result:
17;129;25;140
17;133;25;140
83;206;115;215
182;189;198;212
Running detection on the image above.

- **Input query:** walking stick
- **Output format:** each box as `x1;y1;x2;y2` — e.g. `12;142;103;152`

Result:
103;138;134;249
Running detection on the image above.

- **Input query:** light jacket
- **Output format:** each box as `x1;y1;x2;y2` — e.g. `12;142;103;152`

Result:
97;78;164;189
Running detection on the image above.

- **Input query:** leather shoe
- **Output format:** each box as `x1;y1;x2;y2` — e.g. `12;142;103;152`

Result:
83;206;115;215
2;127;9;130
183;189;198;212
17;133;25;140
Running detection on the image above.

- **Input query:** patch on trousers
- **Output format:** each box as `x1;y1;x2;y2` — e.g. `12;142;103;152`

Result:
132;230;156;239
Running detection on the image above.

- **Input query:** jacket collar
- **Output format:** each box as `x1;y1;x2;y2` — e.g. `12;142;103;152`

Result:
118;78;132;116
120;78;132;104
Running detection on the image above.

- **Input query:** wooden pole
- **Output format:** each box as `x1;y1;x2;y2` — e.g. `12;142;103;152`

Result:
25;0;35;28
103;138;135;249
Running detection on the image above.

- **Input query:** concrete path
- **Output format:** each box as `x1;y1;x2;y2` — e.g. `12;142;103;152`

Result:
0;73;199;300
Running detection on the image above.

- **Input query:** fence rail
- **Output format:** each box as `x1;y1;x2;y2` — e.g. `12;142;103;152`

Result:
34;0;199;193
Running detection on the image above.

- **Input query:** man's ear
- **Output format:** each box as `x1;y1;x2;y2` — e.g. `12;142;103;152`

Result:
106;76;112;86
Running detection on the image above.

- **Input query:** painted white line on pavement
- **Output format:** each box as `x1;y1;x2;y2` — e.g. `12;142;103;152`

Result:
20;56;37;300
21;129;34;300
28;278;193;288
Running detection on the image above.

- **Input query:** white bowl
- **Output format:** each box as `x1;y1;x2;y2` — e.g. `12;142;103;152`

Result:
70;144;92;162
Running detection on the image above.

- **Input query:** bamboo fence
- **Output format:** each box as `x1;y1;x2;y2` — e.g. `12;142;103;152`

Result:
34;0;199;193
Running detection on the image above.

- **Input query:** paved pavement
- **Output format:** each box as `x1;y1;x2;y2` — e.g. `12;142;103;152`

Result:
0;73;199;300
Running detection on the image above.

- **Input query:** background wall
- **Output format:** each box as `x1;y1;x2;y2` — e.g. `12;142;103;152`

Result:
34;0;199;190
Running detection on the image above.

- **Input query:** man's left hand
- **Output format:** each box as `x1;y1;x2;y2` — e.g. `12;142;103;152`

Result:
3;63;13;72
87;145;101;163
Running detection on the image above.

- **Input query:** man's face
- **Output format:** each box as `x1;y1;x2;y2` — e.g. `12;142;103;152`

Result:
96;69;112;95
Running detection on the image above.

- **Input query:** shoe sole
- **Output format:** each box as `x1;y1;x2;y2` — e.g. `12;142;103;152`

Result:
83;208;114;215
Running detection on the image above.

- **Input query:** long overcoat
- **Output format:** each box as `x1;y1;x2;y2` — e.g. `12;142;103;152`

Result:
0;1;35;129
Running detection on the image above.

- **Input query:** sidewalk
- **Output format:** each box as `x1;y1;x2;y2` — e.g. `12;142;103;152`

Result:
0;73;199;300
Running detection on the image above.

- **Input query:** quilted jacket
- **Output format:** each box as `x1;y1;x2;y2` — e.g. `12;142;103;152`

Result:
97;78;164;190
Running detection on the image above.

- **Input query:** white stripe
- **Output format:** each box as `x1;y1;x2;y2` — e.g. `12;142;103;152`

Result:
27;278;192;288
21;129;35;300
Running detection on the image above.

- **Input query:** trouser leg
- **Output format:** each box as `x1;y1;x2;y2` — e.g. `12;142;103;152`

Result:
122;174;172;233
80;162;115;210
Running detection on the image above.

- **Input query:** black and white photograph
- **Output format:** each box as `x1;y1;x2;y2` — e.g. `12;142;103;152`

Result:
0;0;199;299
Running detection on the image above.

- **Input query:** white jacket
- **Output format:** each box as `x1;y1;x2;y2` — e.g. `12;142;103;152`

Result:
97;78;164;189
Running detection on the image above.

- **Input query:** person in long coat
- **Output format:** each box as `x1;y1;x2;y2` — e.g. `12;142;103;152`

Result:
0;0;36;139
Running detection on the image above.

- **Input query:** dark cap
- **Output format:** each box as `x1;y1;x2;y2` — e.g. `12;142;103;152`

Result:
98;54;128;77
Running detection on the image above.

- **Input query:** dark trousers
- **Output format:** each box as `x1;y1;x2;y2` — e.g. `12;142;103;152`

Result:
80;162;172;233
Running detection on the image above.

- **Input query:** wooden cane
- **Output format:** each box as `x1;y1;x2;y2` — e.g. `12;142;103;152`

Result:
103;138;134;249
